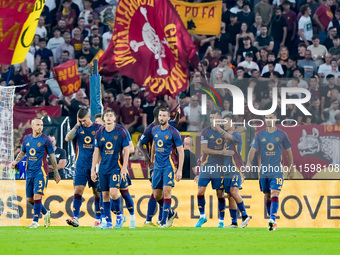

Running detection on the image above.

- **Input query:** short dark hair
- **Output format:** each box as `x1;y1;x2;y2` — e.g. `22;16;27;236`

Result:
219;55;228;62
153;106;161;118
103;109;115;119
210;110;221;116
298;43;307;48
267;61;275;66
326;74;335;80
300;4;309;16
312;35;319;41
158;107;170;116
223;113;237;122
94;113;102;120
77;108;89;119
288;56;297;62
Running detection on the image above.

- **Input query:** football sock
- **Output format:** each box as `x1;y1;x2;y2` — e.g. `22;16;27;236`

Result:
270;196;279;221
162;198;171;224
146;194;157;222
94;197;101;220
33;199;42;222
112;197;122;220
197;195;206;217
121;189;134;215
41;204;47;215
229;209;238;225
73;194;82;218
157;198;164;222
218;198;225;221
103;201;112;223
237;201;248;220
100;193;105;220
265;199;271;216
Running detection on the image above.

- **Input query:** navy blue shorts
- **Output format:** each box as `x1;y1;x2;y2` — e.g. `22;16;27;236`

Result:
224;172;243;193
26;173;48;197
152;166;175;189
74;167;98;188
259;176;283;194
198;175;224;190
99;170;132;191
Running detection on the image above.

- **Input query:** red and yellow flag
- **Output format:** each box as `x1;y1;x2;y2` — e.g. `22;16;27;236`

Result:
0;0;45;65
52;60;81;96
99;0;196;99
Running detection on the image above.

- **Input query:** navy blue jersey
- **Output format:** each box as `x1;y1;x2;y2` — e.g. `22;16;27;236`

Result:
251;128;291;177
200;128;224;166
94;125;129;174
74;123;102;170
118;124;132;166
139;120;176;156
223;132;244;177
152;125;182;170
21;134;54;178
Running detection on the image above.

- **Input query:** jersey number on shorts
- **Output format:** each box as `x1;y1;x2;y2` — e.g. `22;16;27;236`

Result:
276;178;283;185
113;174;120;182
39;180;43;188
232;175;239;182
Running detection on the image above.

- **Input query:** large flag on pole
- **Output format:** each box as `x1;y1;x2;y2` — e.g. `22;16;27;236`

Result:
98;0;196;99
0;0;45;65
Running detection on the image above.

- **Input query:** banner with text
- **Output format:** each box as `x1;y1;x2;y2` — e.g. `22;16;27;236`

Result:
52;60;81;96
171;0;222;35
3;180;339;228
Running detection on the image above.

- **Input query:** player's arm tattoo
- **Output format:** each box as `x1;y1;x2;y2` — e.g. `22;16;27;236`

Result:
49;153;60;177
65;124;79;141
14;151;26;163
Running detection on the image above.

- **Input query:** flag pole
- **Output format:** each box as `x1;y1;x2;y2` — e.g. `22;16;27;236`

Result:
6;65;13;86
90;59;102;121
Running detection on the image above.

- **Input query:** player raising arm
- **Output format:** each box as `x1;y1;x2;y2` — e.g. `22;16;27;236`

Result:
216;114;250;228
11;117;60;228
65;108;102;227
195;110;234;228
246;112;295;231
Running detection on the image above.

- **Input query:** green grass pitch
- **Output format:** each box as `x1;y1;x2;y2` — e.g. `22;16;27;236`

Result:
1;227;339;255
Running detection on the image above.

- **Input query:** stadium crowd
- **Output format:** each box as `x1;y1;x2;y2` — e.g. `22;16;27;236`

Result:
2;0;340;131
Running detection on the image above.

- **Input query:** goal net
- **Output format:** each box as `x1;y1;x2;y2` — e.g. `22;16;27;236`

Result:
0;86;20;226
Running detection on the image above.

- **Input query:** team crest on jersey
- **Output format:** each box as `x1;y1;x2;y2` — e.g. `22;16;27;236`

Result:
266;143;274;151
157;140;163;147
130;111;133;115
92;131;95;135
84;136;91;144
165;135;169;140
261;138;266;142
105;142;113;150
275;137;280;142
114;136;118;140
37;142;41;147
29;148;36;156
216;138;223;145
81;131;85;134
210;135;215;138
